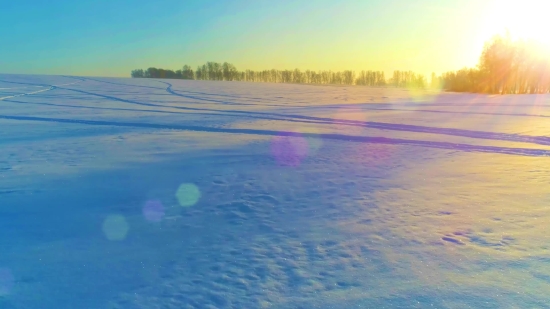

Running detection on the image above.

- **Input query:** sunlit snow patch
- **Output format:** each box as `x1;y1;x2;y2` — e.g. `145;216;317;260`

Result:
143;200;165;222
102;215;130;241
175;183;201;207
0;268;14;296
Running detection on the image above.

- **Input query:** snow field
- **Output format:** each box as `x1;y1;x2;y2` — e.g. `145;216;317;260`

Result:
1;74;550;308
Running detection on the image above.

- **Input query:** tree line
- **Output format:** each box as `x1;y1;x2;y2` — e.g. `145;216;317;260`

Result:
132;62;427;88
435;32;550;94
132;34;548;94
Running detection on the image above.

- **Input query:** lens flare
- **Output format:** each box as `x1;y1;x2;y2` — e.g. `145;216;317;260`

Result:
270;133;309;167
102;215;129;241
306;135;323;155
143;200;165;222
176;183;201;207
281;126;324;157
0;268;14;296
414;85;445;111
300;127;324;155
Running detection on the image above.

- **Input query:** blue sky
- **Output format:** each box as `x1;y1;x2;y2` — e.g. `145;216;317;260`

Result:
1;0;512;77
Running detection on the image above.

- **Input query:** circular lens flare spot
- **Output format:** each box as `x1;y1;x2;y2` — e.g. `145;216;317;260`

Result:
270;133;309;167
143;200;165;222
102;215;129;241
0;268;14;296
297;127;324;155
176;183;201;207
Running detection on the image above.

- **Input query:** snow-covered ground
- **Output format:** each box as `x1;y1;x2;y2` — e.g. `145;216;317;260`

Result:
1;74;550;308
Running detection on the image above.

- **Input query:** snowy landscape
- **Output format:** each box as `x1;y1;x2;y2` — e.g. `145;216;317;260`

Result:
1;74;550;308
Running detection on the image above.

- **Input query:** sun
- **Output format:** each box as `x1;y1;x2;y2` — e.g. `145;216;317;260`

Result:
484;0;550;47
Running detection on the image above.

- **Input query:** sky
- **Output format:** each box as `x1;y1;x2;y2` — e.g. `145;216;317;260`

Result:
0;0;542;77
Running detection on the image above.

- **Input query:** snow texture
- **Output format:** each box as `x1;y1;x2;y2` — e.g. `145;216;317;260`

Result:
1;74;550;308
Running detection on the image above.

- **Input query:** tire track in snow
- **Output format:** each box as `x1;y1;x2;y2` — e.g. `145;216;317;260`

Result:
286;104;550;118
0;81;81;101
0;80;52;87
0;87;55;101
157;80;305;106
68;76;301;106
0;86;45;90
44;86;550;147
65;77;257;106
0;114;549;157
158;81;288;107
4;99;301;123
69;77;550;119
16;78;549;148
64;76;164;90
160;81;256;106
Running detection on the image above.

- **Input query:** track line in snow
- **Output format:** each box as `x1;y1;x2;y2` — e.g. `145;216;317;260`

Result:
0;114;549;157
69;77;300;107
0;87;55;101
53;82;81;87
0;86;45;90
44;86;550;147
6;79;547;148
0;81;81;101
159;81;297;107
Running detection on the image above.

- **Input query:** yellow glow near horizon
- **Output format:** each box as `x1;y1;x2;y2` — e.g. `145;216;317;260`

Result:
8;0;550;77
